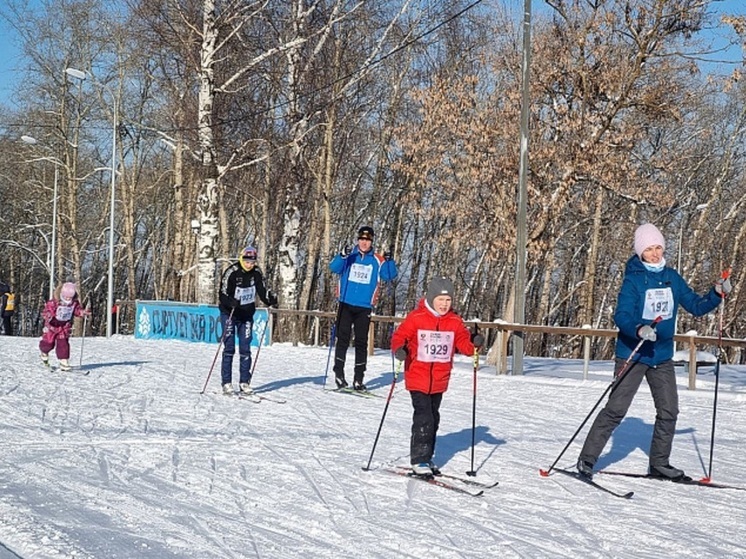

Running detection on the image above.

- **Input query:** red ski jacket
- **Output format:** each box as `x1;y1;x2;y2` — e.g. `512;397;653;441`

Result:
391;299;475;395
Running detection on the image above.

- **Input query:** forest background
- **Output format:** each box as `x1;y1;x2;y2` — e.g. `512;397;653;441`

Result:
0;0;744;361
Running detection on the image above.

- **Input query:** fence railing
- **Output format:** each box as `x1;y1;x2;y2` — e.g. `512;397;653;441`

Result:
116;302;746;390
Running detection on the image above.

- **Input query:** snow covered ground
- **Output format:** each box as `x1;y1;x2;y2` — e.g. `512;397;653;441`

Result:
1;335;745;559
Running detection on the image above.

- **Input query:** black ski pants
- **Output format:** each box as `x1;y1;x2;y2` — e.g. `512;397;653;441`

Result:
410;391;444;465
333;303;371;383
579;359;679;468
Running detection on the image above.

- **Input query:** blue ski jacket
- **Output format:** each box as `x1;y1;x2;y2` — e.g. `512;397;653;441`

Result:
614;255;722;366
329;247;397;308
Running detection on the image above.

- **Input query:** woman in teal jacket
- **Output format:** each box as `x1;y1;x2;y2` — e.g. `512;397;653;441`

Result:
577;223;730;481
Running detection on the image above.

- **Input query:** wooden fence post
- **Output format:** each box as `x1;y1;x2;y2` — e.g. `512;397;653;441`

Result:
582;324;591;380
688;334;698;390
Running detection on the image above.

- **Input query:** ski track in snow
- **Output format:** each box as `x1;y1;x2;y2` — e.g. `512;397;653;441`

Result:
0;337;745;558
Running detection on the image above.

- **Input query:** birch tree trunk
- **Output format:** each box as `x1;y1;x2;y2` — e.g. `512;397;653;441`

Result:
195;0;220;304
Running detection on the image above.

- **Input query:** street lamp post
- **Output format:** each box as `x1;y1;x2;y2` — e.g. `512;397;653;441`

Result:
21;135;60;300
66;67;118;338
51;164;59;300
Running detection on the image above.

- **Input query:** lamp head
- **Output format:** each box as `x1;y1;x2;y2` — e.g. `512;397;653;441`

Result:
65;68;87;80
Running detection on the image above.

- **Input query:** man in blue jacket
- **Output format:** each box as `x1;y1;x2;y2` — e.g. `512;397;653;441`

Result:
329;226;398;390
577;223;730;481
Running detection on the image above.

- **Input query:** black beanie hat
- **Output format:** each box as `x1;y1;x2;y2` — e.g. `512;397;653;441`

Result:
426;277;454;308
358;226;374;240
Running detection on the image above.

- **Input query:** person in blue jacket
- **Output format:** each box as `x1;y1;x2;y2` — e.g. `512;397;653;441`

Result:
329;226;398;390
577;223;730;481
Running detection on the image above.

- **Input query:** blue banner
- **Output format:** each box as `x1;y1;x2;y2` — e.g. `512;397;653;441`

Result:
134;300;270;346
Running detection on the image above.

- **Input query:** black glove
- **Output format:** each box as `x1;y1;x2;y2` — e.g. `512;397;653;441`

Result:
266;290;279;307
341;245;352;258
229;298;240;309
384;247;393;261
472;334;485;347
394;347;407;361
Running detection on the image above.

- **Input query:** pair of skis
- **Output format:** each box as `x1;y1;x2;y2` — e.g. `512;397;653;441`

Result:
378;465;498;497
328;387;383;399
220;390;286;404
599;470;746;492
543;467;746;499
42;361;90;375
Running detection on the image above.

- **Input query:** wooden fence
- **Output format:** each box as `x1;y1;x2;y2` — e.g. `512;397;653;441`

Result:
117;302;746;391
266;308;746;391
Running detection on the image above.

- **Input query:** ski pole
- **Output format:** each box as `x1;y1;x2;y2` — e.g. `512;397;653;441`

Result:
387;280;397;374
324;250;352;388
362;358;402;472
249;311;271;382
540;316;662;477
79;299;91;368
466;346;480;476
79;313;88;368
702;267;732;482
200;308;234;394
323;322;338;388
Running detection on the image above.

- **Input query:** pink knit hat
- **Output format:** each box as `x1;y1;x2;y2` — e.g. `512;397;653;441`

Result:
60;282;77;302
634;224;665;258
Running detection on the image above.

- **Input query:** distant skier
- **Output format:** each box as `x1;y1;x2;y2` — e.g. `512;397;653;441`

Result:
218;246;278;396
329;226;398;391
391;277;483;476
577;223;730;481
40;282;90;371
0;281;14;335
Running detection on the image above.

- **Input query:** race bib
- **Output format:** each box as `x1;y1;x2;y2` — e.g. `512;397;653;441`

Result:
235;285;256;306
642;287;674;321
416;329;455;363
349;263;373;284
55;305;74;322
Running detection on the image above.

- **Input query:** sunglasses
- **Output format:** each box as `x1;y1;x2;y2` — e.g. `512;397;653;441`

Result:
241;256;256;261
358;236;372;241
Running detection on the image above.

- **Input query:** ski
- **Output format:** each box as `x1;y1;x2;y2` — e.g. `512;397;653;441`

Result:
42;362;90;375
381;468;484;497
251;393;287;404
327;387;382;399
544;468;634;499
599;471;746;491
392;465;498;489
212;388;285;403
214;391;261;403
437;472;498;489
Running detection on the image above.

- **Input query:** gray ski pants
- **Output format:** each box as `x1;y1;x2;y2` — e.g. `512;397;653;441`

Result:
579;359;679;468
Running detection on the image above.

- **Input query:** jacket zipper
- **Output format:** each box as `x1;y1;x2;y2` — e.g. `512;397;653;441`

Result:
428;319;441;393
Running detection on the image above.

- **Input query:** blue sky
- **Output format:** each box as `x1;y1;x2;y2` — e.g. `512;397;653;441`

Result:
0;0;744;109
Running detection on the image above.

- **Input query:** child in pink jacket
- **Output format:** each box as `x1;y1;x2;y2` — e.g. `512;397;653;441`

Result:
40;282;90;371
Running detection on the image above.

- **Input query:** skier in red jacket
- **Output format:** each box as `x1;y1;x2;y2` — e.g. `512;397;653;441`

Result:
391;277;483;476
